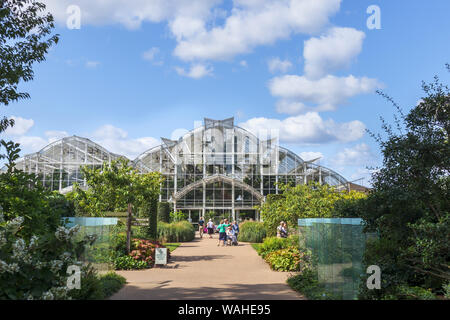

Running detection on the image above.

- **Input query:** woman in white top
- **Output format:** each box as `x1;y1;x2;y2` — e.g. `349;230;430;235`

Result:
207;219;215;238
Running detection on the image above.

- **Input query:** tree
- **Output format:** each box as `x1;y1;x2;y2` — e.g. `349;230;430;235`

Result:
259;182;366;236
359;65;450;299
0;0;58;133
0;140;63;239
71;159;163;252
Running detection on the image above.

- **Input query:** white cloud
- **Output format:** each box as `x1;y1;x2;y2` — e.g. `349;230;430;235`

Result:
240;60;248;68
299;151;323;161
43;0;220;30
13;136;48;152
142;47;159;60
239;112;365;144
173;0;341;61
3;116;34;136
1;117;159;160
330;143;374;167
347;167;378;186
94;137;159;159
304;27;365;79
44;1;341;62
93;124;128;140
268;57;293;73
85;60;100;68
142;47;163;65
90;125;159;158
170;128;189;141
269;74;382;112
275;100;309;115
91;124;160;158
45;130;69;143
175;63;213;79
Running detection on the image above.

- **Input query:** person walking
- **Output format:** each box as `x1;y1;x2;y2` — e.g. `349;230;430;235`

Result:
207;219;214;239
198;216;205;238
232;220;239;241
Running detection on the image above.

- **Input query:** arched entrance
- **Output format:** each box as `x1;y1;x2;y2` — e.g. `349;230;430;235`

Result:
172;174;263;222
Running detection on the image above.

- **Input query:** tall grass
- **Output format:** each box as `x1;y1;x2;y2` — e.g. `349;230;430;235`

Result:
157;221;195;242
238;221;267;243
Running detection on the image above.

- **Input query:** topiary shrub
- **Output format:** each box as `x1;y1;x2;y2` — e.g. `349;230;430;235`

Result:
237;221;266;243
157;202;171;223
146;196;158;240
157;221;195;242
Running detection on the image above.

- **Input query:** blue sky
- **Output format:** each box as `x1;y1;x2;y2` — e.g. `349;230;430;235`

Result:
2;0;450;186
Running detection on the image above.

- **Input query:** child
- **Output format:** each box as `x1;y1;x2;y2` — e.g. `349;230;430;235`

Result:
225;226;233;246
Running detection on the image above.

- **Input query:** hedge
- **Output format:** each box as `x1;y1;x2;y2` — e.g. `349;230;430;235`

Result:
157;221;195;242
157;202;171;222
146;196;158;239
237;221;266;243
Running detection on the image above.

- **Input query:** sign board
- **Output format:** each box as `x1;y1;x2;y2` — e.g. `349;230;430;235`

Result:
155;248;167;265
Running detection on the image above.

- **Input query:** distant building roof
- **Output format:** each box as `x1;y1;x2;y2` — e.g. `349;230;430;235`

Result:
348;182;371;193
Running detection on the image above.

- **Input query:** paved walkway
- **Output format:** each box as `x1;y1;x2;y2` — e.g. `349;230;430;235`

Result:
110;233;304;300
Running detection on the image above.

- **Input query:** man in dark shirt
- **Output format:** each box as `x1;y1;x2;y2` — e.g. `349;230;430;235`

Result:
198;216;205;238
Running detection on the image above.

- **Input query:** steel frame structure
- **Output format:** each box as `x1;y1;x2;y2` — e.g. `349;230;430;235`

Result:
11;118;350;221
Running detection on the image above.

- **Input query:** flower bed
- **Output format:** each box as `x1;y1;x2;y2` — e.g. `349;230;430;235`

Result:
254;236;312;272
112;238;170;270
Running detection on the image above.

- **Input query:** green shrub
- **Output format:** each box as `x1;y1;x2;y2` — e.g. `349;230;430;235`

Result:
68;265;104;300
68;269;126;300
265;246;312;272
395;285;437;300
257;236;298;259
48;192;76;217
157;221;195;242
157;202;171;223
443;282;450;299
98;272;126;298
0;212;100;300
145;196;158;239
129;238;170;268
287;269;339;300
237;221;266;243
112;255;148;270
169;211;188;223
111;231;127;256
110;231;171;270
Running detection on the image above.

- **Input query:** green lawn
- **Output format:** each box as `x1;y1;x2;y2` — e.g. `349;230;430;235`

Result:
164;243;181;252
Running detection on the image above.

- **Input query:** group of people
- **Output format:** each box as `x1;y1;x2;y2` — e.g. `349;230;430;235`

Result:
276;221;288;238
197;217;240;246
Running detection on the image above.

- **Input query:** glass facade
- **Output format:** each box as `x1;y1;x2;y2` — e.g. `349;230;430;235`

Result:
10;118;350;221
298;218;378;300
63;217;119;272
11;136;124;193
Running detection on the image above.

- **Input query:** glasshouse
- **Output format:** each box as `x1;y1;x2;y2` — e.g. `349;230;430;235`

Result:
10;117;362;221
